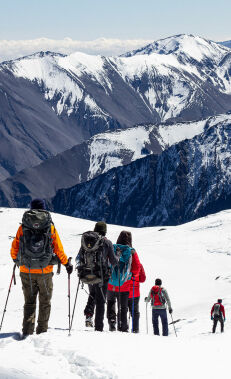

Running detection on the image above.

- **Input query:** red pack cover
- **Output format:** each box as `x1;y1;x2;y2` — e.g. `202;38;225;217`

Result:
151;285;163;306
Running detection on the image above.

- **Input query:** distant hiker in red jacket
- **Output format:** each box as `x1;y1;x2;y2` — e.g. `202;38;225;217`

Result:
211;299;225;333
107;231;140;332
128;263;146;333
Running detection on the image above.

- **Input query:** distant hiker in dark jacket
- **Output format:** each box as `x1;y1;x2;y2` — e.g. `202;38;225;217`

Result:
10;198;73;337
211;299;225;333
77;221;118;332
128;263;146;333
145;278;172;336
107;231;140;332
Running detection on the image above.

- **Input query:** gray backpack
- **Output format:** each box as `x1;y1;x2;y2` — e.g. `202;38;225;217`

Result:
77;231;109;284
213;303;221;317
17;209;55;269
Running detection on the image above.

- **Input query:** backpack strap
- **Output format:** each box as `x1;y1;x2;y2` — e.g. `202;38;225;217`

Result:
99;250;104;287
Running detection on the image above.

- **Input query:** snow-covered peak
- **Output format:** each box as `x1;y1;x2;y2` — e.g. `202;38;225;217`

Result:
1;50;66;66
1;34;231;124
2;50;109;90
124;34;229;63
1;50;110;118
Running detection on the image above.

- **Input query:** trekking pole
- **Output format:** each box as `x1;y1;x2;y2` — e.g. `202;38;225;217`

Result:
132;276;135;333
67;258;72;336
0;264;17;332
70;277;81;332
118;266;121;331
170;313;177;337
146;301;148;334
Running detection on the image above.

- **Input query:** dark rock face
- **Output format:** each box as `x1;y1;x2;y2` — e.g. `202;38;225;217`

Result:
51;115;231;227
0;69;81;181
0;123;163;207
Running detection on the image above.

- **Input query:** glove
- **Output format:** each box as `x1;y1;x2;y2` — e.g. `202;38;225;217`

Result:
211;316;213;320
169;308;173;314
144;297;148;302
65;258;73;275
13;259;19;267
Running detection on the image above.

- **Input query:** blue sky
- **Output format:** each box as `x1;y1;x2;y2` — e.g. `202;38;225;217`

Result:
0;0;230;61
1;0;230;41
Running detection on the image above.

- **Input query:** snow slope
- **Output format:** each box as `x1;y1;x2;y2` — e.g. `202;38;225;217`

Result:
1;208;231;378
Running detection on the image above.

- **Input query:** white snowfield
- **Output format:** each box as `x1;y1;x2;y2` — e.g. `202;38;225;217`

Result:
1;208;231;378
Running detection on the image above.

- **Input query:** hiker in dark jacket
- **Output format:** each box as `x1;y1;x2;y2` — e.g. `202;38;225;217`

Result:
77;221;118;332
107;231;140;332
10;198;73;337
128;263;146;333
211;299;225;333
145;278;172;336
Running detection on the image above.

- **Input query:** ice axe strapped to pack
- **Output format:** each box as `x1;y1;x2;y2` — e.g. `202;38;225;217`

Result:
77;231;109;285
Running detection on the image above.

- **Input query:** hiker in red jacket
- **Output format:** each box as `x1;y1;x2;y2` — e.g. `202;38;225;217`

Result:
107;231;140;332
128;263;146;333
211;299;225;333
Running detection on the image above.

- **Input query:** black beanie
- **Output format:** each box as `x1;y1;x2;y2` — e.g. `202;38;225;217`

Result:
218;299;222;304
94;221;107;236
155;278;162;286
30;198;46;210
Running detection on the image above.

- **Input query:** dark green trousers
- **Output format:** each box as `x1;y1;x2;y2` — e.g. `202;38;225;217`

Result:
20;272;53;335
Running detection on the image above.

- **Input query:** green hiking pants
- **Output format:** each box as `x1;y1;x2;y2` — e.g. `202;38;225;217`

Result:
20;272;53;335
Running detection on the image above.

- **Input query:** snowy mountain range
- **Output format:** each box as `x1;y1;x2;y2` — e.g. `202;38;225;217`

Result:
1;34;231;183
0;116;206;207
51;113;231;227
1;34;231;225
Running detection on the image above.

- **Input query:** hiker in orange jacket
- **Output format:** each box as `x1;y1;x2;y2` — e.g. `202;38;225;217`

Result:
10;198;73;337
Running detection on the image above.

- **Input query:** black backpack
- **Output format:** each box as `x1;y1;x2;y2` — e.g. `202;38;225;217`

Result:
17;209;56;269
77;231;110;285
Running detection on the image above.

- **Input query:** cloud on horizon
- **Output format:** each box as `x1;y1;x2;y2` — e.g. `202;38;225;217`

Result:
0;37;153;62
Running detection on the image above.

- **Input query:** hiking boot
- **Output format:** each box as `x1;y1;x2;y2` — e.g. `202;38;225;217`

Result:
85;317;93;328
109;322;116;332
118;323;128;332
36;329;47;335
